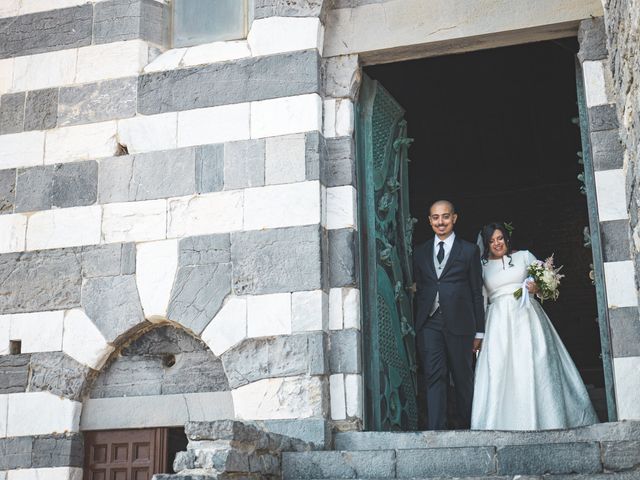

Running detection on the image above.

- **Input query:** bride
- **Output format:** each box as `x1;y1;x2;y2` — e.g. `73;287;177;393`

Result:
471;222;598;430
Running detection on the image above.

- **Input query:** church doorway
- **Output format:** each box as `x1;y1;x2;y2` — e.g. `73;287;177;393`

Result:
357;39;609;430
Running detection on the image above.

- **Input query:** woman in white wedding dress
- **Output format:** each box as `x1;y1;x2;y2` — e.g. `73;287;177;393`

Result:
471;222;598;431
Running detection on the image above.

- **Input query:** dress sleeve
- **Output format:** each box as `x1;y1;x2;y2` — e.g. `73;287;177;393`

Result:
524;250;538;266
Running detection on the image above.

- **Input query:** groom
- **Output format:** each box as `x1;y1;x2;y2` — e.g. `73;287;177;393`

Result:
414;200;485;430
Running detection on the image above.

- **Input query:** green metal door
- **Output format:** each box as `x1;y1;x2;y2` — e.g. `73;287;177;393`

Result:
356;74;418;431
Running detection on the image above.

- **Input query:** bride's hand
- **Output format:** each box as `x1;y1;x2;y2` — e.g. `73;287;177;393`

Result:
526;280;539;294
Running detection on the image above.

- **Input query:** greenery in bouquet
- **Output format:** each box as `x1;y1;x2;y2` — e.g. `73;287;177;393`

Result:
514;255;564;303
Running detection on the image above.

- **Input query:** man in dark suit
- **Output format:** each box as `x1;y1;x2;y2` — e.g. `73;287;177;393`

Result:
413;200;485;430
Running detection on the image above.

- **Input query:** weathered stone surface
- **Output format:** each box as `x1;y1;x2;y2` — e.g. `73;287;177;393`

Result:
0;168;15;214
140;0;169;46
0;92;25;134
0;354;30;393
254;0;323;18
0;5;93;59
138;50;320;114
0;436;32;470
577;17;608;62
32;434;83;468
81;243;136;278
588;104;619;132
591;129;624;171
224;140;265;189
58;77;137;126
282;450;395;479
253;418;330;448
231;225;322;295
24;88;59;131
496;442;601;475
29;352;93;401
329;228;357;287
396;447;496;477
196;144;224;193
601;219;632;262
179;233;231;266
94;0;167;45
222;333;325;389
305;131;325;181
609;307;640;357
329;329;361;374
602;440;640;471
0;249;82;314
324;136;355;186
81;274;144;342
322;54;361;99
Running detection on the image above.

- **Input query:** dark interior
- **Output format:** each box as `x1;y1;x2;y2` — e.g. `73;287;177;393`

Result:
365;39;606;423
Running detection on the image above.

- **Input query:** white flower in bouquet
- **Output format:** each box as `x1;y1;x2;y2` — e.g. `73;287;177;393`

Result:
514;254;564;303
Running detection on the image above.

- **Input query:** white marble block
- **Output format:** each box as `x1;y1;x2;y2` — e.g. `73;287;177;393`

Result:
7;467;83;480
118;113;178;154
102;199;167;243
345;373;363;418
6;310;64;353
0;131;44;170
45;121;118;164
251;94;322;139
27;206;102;251
330;373;346;420
604;261;639;308
326;185;357;230
243;181;320;230
182;40;252;67
247;293;292;338
178;104;251;147
343;288;361;330
76;40;149;84
0;214;27;254
63;309;114;370
136;240;179;321
201;297;248;356
0;58;13;94
329;288;344;330
595;169;628;221
583;60;610;107
12;49;77;92
613;356;640;420
248;17;324;56
6;392;81;437
323;98;354;138
167;191;244;237
292;290;327;332
265;134;307;185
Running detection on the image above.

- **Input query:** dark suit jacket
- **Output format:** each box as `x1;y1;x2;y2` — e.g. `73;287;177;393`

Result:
413;236;485;336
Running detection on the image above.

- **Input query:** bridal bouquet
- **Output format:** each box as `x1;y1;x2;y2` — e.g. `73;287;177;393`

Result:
514;255;564;303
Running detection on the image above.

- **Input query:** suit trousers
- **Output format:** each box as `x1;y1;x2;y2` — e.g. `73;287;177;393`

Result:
417;312;475;430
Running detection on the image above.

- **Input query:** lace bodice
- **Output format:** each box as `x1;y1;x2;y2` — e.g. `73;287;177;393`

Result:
482;250;536;302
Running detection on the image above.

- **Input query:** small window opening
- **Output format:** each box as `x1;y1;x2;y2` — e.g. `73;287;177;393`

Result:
163;354;176;368
9;340;21;354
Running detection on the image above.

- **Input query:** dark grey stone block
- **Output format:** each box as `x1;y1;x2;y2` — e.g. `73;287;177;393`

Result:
81;274;145;342
0;354;30;394
58;78;137;126
591;129;624;171
305;131;325;181
94;0;167;45
96;155;133;203
0;249;83;314
178;234;231;266
324;136;355;186
322;55;360;99
15;165;52;212
90;355;164;397
329;228;357;287
140;0;169;46
253;0;323;18
329;329;361;374
121;242;136;274
0;436;32;470
0;5;92;59
224;140;265;189
602;440;640;471
601;219;631;262
588;104;618;132
138;50;320;114
609;307;640;357
24;88;58;131
196;144;224;193
81;243;135;278
0;92;25;134
0;168;16;214
578;17;608;62
253;418;330;448
231;225;322;295
32;434;83;468
282;450;395;479
162;350;229;394
396;446;496;477
29;352;92;401
496;442;601;475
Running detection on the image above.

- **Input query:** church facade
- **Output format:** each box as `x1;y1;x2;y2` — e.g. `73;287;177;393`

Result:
0;0;638;478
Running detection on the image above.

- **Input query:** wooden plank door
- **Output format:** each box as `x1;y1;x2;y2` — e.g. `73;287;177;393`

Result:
84;428;168;480
356;74;418;431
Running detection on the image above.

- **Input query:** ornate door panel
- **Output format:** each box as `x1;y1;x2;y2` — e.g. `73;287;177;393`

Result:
357;74;418;431
84;428;168;480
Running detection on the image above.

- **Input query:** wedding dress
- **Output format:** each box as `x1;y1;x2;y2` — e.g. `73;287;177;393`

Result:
471;250;598;430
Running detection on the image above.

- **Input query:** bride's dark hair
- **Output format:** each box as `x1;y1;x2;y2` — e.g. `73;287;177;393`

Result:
481;222;514;265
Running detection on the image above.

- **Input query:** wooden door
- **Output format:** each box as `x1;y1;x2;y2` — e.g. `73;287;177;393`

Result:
84;428;168;480
356;74;418;431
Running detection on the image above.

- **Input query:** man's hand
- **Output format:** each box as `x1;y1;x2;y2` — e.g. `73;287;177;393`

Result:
473;338;482;352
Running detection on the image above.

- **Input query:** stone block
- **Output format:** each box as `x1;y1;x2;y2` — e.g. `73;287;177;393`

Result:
265;134;306;185
45;121;118;165
24;88;58;131
231;225;322;295
0;131;45;170
329;329;361;373
248;17;323;57
93;0;166;45
343;288;360;329
254;418;329;448
202;297;247;356
322;55;360;99
329;228;357;287
32;434;83;468
604;261;638;308
196;144;224;193
282;450;395;479
117;112;177;154
58;77;137;127
90;355;164;398
9;310;64;353
601;219;631;262
102;199;167;243
610;307;640;357
0;5;92;59
0;92;25;134
247;293;292;338
11;48;76;93
602;440;640;471
613;356;640;420
81;274;145;342
27;205;102;250
0;168;15;214
6;391;81;437
0;248;82;314
326;185;357;230
0;213;27;253
323;98;354;138
582;61;610;108
253;0;323;18
292;290;326;332
75;40;149;85
591;129;623;171
29;352;92;401
0;354;30;393
63;308;113;370
588;104;618;132
167;191;243;238
143;47;186;73
136;239;178;320
0;436;32;470
345;373;362;418
181;40;251;67
224;139;265;189
324;136;355;186
178;103;250;147
80;243;133;278
496;442;601;475
305;131;325;181
244;181;320;230
14;166;51;212
397;447;496;477
329;373;346;420
251;93;322;139
578;17;608;62
178;233;231;266
595;169;628;221
140;0;169;46
138;50;320;114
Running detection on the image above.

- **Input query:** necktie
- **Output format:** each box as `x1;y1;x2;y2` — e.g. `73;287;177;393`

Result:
437;241;445;264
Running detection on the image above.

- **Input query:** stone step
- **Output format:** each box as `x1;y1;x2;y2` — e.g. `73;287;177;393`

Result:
291;474;640;480
334;421;640;451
